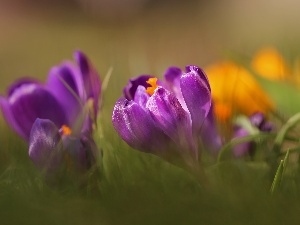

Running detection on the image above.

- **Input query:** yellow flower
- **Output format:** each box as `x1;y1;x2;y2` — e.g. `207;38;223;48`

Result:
252;47;290;80
205;61;274;122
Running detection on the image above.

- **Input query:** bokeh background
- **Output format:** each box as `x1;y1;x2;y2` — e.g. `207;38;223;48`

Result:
2;1;300;224
1;0;300;95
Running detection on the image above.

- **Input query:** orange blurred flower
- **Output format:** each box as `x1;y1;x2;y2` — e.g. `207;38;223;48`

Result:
252;47;291;80
205;61;274;122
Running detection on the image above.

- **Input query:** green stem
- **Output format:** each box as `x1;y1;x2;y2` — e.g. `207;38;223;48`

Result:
217;133;274;163
270;150;290;194
273;112;300;154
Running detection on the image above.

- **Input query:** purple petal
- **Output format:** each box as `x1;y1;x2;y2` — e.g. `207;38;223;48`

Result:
8;83;67;140
0;97;26;139
249;112;265;127
74;51;101;113
123;75;153;100
200;106;222;154
232;128;252;157
260;121;273;132
28;119;63;171
249;112;273;132
133;85;149;109
112;97;168;153
46;63;83;125
146;87;197;157
164;67;182;83
7;77;41;96
163;67;188;112
180;69;211;132
185;65;211;91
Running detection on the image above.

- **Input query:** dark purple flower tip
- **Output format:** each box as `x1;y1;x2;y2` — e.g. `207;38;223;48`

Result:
1;81;67;140
74;51;101;103
123;75;154;100
164;67;182;83
185;65;211;91
112;97;168;153
180;69;212;132
29;118;63;171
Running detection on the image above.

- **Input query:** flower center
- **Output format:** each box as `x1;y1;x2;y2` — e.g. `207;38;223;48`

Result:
145;77;158;96
60;125;72;136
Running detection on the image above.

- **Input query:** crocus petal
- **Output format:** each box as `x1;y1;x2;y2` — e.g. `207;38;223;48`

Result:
0;97;26;139
163;67;189;112
112;97;168;153
248;112;274;132
133;85;149;109
28;119;63;171
249;112;265;127
74;51;101;113
232;128;252;157
123;75;153;100
199;106;222;154
47;63;83;125
146;87;197;157
185;65;211;91
164;66;182;83
8;83;67;140
180;68;211;132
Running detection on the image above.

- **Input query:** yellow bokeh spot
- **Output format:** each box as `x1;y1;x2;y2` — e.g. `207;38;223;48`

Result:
205;61;274;118
146;77;158;96
252;47;290;80
61;125;72;136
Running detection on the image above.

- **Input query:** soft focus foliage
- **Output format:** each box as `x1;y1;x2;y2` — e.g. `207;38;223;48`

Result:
3;2;300;225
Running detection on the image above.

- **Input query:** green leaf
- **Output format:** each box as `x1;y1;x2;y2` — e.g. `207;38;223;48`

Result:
273;112;300;154
270;150;290;194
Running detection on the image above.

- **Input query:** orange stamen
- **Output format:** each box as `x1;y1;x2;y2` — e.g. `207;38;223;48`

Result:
60;125;72;136
146;77;158;96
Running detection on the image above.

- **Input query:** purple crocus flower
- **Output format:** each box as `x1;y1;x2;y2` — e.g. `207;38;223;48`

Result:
112;65;221;162
233;112;273;157
29;118;97;173
0;51;100;140
0;51;101;171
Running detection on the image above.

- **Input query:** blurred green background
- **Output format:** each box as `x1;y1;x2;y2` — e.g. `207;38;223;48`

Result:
2;0;300;91
2;1;300;224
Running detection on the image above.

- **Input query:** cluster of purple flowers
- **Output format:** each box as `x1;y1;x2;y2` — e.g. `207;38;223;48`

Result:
112;66;221;163
0;51;101;173
0;51;273;176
